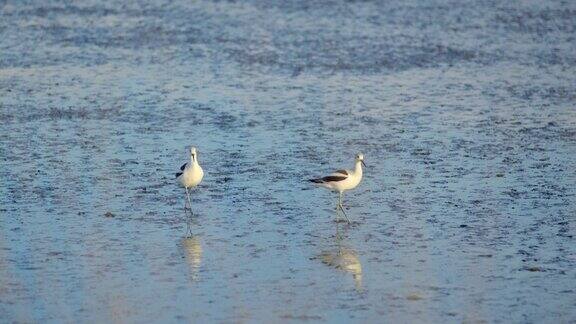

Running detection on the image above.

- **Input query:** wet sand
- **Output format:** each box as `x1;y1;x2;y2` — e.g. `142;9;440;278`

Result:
1;0;575;322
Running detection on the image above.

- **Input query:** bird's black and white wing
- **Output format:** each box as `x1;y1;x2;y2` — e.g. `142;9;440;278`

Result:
309;169;349;184
175;163;187;178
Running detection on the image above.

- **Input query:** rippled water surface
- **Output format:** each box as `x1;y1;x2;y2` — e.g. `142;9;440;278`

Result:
1;0;575;322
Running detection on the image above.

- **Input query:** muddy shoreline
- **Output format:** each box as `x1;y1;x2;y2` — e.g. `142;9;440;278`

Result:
1;0;575;322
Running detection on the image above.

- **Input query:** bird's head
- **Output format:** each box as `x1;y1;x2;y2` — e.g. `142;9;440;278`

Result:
355;153;366;167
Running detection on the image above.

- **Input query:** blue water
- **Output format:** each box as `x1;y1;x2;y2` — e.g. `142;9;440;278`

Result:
1;0;575;322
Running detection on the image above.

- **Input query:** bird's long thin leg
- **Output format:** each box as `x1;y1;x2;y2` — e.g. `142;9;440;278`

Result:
184;188;190;235
185;218;191;237
184;189;189;211
335;221;345;255
185;187;194;237
185;187;194;217
338;192;351;223
335;194;342;222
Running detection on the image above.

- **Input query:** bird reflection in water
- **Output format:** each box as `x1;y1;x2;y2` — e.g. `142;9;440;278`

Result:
181;235;202;281
318;223;363;292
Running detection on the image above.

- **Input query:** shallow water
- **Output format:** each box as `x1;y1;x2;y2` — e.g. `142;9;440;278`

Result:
1;0;575;323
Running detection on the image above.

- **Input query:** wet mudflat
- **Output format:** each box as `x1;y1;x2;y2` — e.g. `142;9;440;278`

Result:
1;0;575;322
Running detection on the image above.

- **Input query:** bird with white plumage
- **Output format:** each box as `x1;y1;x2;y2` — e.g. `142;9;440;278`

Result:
309;153;366;223
176;147;204;234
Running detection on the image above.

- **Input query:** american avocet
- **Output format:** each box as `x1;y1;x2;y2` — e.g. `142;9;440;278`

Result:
176;147;204;233
309;153;366;223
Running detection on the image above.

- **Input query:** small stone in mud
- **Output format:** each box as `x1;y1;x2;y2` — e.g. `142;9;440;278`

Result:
104;211;115;218
407;293;423;301
496;173;504;177
459;224;468;228
524;266;544;272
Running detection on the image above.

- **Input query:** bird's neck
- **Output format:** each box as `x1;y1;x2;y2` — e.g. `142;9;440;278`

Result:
190;156;198;166
354;160;363;175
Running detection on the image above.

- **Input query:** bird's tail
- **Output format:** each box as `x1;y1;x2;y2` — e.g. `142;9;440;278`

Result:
308;178;324;184
175;172;183;178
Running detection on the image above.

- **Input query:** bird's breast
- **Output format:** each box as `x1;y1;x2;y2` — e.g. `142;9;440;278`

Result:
182;166;204;187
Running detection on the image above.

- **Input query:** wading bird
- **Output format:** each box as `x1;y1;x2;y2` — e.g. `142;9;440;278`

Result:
309;153;366;223
176;147;204;234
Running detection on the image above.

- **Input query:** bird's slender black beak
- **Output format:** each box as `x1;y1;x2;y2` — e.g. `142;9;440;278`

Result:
361;160;367;167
